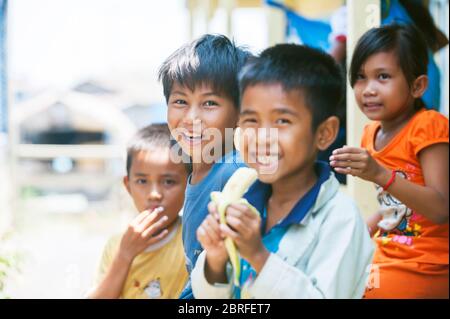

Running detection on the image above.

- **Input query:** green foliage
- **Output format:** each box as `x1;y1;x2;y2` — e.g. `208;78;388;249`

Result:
0;232;21;299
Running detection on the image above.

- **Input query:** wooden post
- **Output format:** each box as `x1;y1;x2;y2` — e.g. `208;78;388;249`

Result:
346;0;381;218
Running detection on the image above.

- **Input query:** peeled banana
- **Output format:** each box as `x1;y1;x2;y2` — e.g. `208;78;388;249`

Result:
210;167;259;288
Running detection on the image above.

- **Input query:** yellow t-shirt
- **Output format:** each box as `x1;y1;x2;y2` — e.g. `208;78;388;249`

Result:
96;220;188;299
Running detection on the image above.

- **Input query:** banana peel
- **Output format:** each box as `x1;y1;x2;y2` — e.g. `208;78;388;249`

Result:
210;167;259;288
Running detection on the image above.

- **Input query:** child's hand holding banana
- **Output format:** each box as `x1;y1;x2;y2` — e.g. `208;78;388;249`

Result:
209;167;261;288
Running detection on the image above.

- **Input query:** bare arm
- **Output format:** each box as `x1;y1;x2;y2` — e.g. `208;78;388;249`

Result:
88;208;169;299
331;144;449;224
204;254;228;284
382;143;449;224
197;203;229;285
366;212;383;237
88;253;134;299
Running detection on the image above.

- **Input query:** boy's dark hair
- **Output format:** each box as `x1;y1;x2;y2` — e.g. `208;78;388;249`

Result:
349;24;428;109
126;123;190;176
239;44;344;130
158;34;252;108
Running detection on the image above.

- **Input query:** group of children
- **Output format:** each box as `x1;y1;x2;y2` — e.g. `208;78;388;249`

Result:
88;23;448;299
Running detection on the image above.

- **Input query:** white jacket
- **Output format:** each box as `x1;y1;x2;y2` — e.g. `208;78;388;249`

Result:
191;174;374;299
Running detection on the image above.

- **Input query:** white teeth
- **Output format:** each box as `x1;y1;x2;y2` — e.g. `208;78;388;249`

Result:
259;156;269;164
257;155;278;165
184;133;202;140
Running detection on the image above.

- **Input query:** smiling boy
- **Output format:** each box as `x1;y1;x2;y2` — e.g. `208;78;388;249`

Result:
192;44;374;299
158;34;252;298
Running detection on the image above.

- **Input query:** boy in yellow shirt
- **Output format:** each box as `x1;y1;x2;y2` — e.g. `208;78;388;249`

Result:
88;124;189;299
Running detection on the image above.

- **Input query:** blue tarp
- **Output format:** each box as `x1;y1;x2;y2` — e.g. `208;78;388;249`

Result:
265;0;331;52
266;0;441;111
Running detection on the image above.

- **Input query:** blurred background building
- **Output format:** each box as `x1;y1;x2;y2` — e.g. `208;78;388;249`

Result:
0;0;448;298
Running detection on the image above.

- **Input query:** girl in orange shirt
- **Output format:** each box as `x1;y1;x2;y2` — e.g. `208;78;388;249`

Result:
330;24;448;298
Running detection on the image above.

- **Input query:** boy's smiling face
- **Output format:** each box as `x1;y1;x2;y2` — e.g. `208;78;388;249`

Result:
167;82;239;163
239;83;319;184
124;148;188;228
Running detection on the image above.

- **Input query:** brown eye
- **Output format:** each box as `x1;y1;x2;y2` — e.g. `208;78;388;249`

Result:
275;118;291;125
241;118;257;124
204;100;219;108
378;73;391;80
162;179;176;186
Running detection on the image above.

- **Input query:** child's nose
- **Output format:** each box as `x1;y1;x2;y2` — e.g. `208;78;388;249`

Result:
363;82;377;96
184;106;201;124
257;127;277;146
252;129;277;156
147;188;163;201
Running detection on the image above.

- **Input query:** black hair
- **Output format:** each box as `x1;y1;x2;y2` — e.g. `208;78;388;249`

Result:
158;34;252;108
398;0;444;52
239;44;344;130
126;123;191;177
350;24;428;109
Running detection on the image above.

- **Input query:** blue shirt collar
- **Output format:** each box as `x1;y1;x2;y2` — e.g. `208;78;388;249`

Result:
244;161;331;229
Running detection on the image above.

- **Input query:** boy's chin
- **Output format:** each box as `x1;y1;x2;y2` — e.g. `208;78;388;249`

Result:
177;144;200;160
365;114;384;121
253;168;280;184
178;143;197;155
246;162;280;183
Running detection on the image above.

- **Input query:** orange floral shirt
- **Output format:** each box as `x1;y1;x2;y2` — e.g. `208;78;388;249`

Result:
361;109;448;266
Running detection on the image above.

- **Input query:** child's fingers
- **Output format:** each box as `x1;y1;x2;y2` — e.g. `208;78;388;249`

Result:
141;214;168;238
332;146;363;155
334;167;363;176
207;214;226;239
206;214;221;230
329;152;365;162
197;226;213;247
196;226;206;243
219;223;239;241
203;216;222;243
207;202;219;220
330;160;366;169
146;229;169;246
137;207;165;232
227;204;258;224
225;214;250;235
131;209;151;226
228;203;248;212
228;203;258;220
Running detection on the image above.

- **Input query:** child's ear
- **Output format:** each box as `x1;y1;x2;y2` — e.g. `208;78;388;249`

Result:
123;176;131;194
412;75;428;99
316;116;340;151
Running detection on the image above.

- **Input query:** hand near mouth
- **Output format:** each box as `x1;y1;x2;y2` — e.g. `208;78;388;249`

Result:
118;207;170;263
